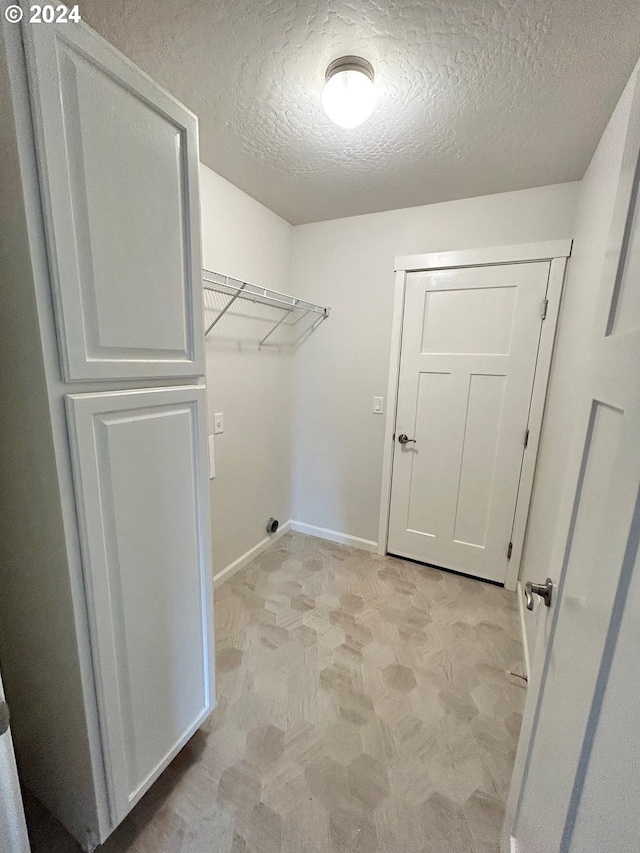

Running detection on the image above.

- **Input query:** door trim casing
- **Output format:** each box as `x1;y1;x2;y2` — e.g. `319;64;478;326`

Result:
378;240;572;590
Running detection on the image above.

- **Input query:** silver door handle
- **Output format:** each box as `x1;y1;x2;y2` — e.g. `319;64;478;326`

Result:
398;434;416;445
524;578;553;611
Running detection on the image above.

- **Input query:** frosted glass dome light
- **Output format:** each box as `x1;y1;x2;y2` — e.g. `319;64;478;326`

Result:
321;56;377;129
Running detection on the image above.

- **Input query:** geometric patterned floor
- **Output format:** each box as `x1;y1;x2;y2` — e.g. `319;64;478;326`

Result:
26;532;526;852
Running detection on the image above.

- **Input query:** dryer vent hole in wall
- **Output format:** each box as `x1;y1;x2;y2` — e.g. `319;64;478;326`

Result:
266;518;279;535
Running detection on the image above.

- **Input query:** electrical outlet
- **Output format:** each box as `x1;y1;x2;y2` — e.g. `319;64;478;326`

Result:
373;396;384;414
214;413;224;434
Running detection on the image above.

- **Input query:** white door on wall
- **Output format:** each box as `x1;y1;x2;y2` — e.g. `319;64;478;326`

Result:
22;21;203;382
65;386;215;825
388;262;549;584
504;73;640;853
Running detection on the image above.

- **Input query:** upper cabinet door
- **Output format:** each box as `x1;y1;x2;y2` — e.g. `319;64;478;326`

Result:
23;22;204;381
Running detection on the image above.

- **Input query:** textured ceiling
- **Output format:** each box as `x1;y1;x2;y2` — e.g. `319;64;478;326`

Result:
80;0;640;225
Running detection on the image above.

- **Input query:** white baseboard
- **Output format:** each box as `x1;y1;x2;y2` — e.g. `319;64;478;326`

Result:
290;520;378;553
213;520;291;588
516;580;532;682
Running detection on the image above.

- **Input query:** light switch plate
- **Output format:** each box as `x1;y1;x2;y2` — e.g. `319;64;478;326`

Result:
214;413;224;434
208;435;215;479
373;397;384;414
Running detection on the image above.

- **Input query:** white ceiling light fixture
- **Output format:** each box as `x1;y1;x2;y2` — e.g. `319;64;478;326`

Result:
321;55;378;129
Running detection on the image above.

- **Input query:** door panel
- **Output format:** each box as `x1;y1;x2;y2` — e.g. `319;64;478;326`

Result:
454;373;506;547
388;263;549;583
66;386;215;826
504;73;640;853
421;284;517;354
567;549;640;852
23;22;203;381
607;158;640;337
514;397;635;851
406;371;452;538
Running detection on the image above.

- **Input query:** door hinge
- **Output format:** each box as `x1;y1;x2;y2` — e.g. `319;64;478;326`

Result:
507;541;513;560
541;298;549;320
524;428;529;449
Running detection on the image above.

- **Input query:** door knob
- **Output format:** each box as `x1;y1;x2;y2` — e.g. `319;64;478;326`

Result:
398;434;416;445
524;578;553;611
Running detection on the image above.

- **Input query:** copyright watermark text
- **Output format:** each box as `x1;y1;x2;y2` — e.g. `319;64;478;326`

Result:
4;4;82;23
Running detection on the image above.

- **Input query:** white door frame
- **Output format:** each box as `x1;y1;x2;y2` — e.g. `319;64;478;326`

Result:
378;240;572;591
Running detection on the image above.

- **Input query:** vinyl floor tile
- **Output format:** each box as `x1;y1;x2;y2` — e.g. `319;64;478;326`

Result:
25;533;525;852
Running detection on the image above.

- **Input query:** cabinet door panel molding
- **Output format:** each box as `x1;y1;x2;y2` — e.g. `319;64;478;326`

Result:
23;22;204;381
65;386;215;824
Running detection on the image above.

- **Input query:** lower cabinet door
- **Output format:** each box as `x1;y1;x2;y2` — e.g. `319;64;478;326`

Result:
65;386;215;830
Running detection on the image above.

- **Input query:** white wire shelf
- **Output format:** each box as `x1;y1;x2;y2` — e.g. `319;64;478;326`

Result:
203;270;330;347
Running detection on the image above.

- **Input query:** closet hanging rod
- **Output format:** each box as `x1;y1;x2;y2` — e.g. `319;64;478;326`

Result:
202;270;330;321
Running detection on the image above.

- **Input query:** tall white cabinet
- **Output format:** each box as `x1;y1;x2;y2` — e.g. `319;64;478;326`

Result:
0;13;214;851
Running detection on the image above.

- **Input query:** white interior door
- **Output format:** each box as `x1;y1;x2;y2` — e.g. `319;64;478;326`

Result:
65;386;215;831
504;74;640;853
0;671;30;853
388;262;549;583
22;21;203;381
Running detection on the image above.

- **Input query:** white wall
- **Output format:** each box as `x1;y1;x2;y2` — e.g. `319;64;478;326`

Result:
200;66;638;671
199;165;293;576
289;183;580;546
519;67;639;656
